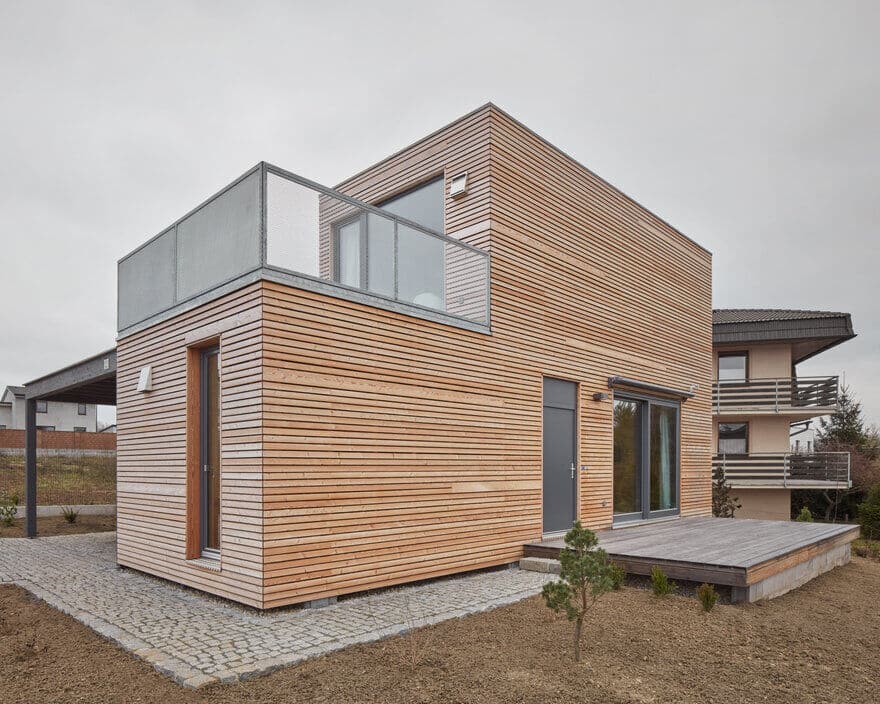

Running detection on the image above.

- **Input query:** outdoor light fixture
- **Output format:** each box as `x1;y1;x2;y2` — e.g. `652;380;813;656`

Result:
137;366;152;393
592;392;609;401
449;172;468;198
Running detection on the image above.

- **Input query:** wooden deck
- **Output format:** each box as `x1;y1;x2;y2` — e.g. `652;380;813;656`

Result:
523;517;860;602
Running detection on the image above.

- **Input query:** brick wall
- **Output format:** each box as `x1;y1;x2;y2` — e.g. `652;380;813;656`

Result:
0;429;116;451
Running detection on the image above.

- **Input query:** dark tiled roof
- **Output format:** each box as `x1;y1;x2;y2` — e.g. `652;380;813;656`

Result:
712;309;855;364
713;309;849;325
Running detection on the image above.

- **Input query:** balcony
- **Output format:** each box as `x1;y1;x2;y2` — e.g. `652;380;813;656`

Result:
117;163;490;335
712;376;839;415
712;452;851;489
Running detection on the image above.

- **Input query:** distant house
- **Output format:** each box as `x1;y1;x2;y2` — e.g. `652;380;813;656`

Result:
711;310;855;520
0;384;98;432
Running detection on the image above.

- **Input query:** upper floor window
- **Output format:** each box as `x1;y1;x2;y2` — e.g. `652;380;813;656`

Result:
333;177;446;311
377;177;444;233
36;400;47;413
77;403;87;415
718;422;748;455
718;353;748;383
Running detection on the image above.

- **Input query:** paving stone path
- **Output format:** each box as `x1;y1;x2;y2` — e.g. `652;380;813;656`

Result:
0;533;552;688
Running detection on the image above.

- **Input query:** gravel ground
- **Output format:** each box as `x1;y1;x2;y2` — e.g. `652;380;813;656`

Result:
1;557;878;704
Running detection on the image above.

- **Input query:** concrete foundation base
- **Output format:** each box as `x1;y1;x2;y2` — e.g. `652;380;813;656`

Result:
731;543;850;602
15;503;116;519
304;596;338;609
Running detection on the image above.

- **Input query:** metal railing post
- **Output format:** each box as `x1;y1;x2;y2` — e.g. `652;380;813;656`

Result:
782;453;789;487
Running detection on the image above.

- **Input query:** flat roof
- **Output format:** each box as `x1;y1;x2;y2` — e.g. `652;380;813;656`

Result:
24;348;117;405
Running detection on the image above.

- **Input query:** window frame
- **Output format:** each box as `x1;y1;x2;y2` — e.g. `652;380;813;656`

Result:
717;421;749;456
36;400;47;413
717;351;749;383
332;213;368;289
612;390;681;525
73;426;87;433
77;403;87;416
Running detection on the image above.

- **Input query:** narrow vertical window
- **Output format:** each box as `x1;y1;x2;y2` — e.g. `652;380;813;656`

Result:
200;346;221;556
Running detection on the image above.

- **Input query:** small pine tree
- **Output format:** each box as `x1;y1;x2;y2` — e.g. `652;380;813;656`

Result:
696;583;718;612
541;522;616;663
712;464;741;518
817;385;866;447
650;565;675;596
795;506;813;522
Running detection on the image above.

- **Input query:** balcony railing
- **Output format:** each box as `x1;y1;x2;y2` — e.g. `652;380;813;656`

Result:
118;163;490;333
712;376;839;414
712;452;851;488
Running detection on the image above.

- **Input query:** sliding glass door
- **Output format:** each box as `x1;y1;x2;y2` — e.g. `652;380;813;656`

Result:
613;393;679;523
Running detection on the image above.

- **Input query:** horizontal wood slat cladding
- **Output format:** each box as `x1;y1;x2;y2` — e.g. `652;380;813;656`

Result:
116;284;264;607
253;105;711;607
118;104;711;609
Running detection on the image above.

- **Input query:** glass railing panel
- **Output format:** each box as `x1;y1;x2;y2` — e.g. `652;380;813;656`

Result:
265;168;489;326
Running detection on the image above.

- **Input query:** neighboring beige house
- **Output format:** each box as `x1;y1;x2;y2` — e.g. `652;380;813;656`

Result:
0;384;98;432
711;310;855;520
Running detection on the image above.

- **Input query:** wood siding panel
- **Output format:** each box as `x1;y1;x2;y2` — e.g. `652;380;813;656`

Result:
256;105;711;607
119;104;711;609
116;284;264;607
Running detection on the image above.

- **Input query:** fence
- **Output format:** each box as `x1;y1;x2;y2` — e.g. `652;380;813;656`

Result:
0;448;116;507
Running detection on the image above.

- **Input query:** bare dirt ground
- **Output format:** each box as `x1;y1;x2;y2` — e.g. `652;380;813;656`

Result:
1;557;877;704
0;514;115;538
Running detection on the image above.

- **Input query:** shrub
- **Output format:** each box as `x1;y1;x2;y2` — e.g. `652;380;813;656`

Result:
795;506;814;522
609;562;626;591
61;506;79;524
650;565;675;596
0;489;17;527
858;486;880;540
696;583;718;612
712;464;741;518
541;521;617;662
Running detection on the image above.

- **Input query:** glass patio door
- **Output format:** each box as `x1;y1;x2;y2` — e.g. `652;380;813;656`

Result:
613;394;679;523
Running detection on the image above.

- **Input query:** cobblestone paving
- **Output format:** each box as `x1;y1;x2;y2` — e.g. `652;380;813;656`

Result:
0;533;552;688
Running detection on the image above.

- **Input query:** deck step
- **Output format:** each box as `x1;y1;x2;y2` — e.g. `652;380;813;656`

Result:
519;557;561;574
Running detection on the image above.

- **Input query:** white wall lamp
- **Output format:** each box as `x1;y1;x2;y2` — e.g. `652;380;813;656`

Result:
137;366;153;393
449;172;468;198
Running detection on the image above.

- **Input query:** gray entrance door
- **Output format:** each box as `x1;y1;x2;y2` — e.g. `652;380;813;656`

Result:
542;378;577;534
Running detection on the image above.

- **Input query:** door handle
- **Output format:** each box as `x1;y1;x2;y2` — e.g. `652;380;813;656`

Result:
570;462;575;479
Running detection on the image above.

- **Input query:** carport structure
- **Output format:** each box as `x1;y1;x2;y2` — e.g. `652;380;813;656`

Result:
23;348;117;537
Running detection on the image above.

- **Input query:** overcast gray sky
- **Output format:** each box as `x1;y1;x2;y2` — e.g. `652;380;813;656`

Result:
1;0;878;426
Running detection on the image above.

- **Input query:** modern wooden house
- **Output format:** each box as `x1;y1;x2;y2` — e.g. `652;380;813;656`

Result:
712;309;856;520
112;104;715;608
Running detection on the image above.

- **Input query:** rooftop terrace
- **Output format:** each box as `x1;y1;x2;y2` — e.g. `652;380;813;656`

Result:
118;164;490;336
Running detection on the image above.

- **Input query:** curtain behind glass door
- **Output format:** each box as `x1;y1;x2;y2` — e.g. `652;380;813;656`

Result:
613;399;642;515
